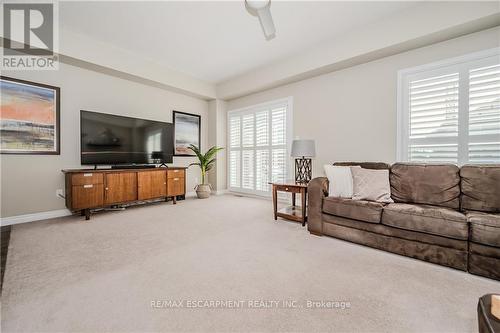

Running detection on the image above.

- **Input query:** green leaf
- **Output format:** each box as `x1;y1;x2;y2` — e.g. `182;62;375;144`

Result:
188;144;203;162
205;158;216;171
188;145;224;183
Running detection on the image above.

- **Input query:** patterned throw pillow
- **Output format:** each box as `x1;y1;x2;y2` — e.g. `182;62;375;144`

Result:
351;168;394;203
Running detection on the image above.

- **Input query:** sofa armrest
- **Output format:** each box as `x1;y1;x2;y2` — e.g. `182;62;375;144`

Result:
307;177;328;235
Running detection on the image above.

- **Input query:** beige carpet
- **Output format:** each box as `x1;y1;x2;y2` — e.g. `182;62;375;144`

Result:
1;195;499;332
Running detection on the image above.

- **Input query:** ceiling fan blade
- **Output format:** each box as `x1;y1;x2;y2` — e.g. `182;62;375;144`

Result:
257;6;275;38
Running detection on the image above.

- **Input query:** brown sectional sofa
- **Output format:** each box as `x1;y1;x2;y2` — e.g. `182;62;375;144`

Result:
461;165;500;279
308;162;500;280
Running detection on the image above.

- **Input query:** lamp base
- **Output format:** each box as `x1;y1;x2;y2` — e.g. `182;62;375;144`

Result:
295;158;312;183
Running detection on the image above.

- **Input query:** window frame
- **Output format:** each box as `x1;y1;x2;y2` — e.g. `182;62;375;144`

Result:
397;47;500;165
227;97;294;197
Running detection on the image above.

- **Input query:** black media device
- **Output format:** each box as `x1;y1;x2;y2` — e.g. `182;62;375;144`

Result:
80;110;174;167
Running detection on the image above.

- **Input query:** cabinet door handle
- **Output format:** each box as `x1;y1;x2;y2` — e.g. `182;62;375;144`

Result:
105;187;109;191
285;187;289;191
83;173;93;177
174;178;179;181
164;182;167;185
83;184;93;188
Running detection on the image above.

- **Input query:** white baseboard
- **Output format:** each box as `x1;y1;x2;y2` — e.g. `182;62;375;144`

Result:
185;190;228;197
226;191;272;201
213;189;229;195
185;191;197;198
0;209;72;226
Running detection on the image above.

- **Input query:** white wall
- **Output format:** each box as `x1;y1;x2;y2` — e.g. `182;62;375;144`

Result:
207;99;227;191
1;62;208;218
225;27;500;181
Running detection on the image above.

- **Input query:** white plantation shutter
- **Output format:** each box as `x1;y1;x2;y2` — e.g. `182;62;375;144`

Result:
256;111;268;146
399;49;500;165
228;99;292;195
408;73;459;163
229;117;240;148
255;110;270;192
256;150;269;191
468;64;500;163
242;114;254;148
229;117;241;188
242;150;254;189
271;148;286;182
272;107;286;145
229;150;240;188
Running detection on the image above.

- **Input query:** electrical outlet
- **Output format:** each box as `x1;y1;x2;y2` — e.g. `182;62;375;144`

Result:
56;189;64;198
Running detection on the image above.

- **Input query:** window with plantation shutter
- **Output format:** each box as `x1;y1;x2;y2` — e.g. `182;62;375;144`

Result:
398;49;500;165
228;98;292;196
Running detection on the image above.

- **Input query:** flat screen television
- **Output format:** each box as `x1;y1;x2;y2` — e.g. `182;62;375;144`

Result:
80;110;174;166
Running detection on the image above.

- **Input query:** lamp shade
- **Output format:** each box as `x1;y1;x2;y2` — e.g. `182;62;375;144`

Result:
291;139;316;157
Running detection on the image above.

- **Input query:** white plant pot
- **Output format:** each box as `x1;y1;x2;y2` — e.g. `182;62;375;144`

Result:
195;184;211;199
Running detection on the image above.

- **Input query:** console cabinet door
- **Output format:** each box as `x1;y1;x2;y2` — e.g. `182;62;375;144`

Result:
150;170;167;198
167;177;185;196
138;171;166;200
105;172;137;204
72;184;104;209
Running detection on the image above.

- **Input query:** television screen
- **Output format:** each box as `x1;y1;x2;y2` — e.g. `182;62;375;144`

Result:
80;110;174;165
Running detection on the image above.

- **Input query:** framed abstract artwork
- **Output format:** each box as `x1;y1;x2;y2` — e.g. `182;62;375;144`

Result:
173;110;201;156
0;76;60;154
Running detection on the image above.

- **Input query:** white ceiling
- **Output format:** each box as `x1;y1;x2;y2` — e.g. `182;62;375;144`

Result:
60;1;420;84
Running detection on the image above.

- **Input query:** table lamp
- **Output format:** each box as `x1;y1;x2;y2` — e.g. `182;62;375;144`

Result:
291;139;315;183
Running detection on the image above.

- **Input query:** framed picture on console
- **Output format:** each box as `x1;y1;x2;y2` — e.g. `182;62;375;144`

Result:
173;110;201;156
0;76;60;155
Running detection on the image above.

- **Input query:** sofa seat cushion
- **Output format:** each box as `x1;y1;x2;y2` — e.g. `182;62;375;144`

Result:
322;197;384;223
381;203;468;240
322;213;468;251
467;211;500;247
469;242;500;259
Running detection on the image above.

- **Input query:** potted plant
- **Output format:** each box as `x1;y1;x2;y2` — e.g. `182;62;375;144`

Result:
188;144;223;199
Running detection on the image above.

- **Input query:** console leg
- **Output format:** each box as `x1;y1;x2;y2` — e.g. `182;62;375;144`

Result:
84;209;90;220
173;196;177;205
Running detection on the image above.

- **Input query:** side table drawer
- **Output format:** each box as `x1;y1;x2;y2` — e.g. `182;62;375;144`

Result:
275;184;302;193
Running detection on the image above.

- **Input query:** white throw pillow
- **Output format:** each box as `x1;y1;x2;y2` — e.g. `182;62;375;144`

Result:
351;168;394;203
323;165;359;198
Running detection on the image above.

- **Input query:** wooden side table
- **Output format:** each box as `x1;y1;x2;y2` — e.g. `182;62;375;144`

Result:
269;181;308;226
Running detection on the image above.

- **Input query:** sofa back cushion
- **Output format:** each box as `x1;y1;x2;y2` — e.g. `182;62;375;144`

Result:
390;163;460;209
333;162;390;170
460;165;500;213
